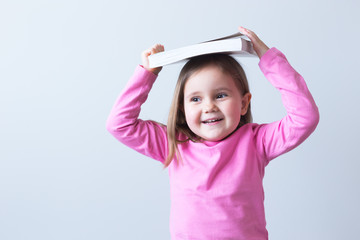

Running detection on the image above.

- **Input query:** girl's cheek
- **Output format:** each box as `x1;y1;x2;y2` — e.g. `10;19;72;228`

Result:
184;107;200;124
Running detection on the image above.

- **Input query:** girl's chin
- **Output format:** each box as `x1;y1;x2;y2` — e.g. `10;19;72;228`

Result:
200;135;227;142
200;129;238;142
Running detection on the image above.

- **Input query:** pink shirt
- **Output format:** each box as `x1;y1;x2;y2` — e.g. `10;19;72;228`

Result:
106;48;319;239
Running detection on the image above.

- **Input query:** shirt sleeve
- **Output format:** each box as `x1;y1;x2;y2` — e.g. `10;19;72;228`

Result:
106;65;168;164
254;48;320;165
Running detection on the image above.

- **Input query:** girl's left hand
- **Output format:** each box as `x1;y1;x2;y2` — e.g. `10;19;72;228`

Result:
238;26;269;59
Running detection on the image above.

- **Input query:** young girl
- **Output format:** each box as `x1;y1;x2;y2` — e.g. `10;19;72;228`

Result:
106;26;319;240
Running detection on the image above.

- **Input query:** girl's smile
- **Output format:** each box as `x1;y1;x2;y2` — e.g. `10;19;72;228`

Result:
183;65;251;142
201;117;224;124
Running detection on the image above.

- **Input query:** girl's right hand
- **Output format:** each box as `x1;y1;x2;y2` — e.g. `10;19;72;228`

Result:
141;44;165;75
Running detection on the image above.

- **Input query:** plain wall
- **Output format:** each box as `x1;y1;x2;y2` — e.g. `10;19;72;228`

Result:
1;0;359;239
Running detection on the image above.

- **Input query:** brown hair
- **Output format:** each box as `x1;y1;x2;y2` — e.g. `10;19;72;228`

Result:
162;54;252;169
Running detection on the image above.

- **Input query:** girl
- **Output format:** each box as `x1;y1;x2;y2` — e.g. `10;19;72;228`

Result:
106;26;319;240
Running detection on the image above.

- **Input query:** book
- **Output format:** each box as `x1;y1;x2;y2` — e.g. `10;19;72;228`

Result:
148;32;257;68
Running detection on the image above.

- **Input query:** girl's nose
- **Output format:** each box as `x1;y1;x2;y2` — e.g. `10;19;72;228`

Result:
203;100;218;113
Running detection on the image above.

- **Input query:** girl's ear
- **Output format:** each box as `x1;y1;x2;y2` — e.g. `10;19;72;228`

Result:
241;93;252;115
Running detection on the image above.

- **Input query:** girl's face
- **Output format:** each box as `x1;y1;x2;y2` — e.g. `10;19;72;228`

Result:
183;65;251;142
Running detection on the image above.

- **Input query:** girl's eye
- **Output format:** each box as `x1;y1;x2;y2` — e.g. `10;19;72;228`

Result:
216;93;228;99
191;97;201;102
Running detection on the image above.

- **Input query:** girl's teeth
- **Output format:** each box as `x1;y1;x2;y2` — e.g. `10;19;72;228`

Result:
204;119;221;123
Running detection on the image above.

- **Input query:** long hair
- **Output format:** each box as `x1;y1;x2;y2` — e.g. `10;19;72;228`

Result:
163;54;252;169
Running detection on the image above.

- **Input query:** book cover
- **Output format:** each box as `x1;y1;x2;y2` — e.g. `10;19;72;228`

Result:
148;32;256;68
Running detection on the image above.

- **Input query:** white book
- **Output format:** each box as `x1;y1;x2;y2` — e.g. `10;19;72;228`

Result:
148;32;257;68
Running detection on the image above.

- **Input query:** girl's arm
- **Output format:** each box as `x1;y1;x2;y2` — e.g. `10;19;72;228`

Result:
239;27;320;163
106;44;168;164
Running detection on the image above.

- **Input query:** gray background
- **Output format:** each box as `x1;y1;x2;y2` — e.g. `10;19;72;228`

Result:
1;0;359;239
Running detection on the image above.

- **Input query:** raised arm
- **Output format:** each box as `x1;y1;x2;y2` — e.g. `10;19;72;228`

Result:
239;26;319;163
106;44;168;163
255;48;320;162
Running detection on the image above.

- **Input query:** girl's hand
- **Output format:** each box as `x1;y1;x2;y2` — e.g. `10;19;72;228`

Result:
141;44;165;75
238;26;269;59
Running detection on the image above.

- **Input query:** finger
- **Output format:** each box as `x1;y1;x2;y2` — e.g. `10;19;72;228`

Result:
238;26;259;43
238;26;254;42
238;26;250;36
154;44;164;53
151;47;159;55
142;44;164;62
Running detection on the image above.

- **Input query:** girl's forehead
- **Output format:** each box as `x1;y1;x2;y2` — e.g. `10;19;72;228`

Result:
189;64;224;78
184;66;238;93
188;65;232;81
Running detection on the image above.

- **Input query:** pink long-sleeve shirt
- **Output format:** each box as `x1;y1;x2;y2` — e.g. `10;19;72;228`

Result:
106;48;319;240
